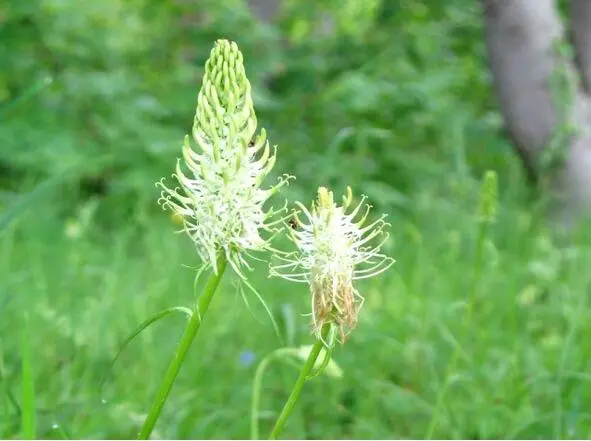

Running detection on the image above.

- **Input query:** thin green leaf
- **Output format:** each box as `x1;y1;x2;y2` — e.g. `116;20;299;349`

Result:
306;325;338;380
250;349;294;440
0;156;114;234
191;264;208;300
297;346;342;380
0;337;20;418
0;176;64;233
21;312;36;440
100;306;192;393
242;279;284;346
275;303;297;347
0;76;53;117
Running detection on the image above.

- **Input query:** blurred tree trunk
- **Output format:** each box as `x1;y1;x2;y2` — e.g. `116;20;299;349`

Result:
246;0;280;22
572;0;591;92
481;0;591;226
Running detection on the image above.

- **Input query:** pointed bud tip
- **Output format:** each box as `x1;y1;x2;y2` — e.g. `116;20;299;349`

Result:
317;187;334;210
478;170;498;223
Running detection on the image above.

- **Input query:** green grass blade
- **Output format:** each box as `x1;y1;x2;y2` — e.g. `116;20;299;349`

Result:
0;175;66;233
0;155;113;234
0;76;53;117
242;279;284;346
100;306;193;393
21;312;36;440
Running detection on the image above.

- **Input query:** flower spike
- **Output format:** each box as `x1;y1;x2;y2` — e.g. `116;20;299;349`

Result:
270;186;395;341
157;39;292;276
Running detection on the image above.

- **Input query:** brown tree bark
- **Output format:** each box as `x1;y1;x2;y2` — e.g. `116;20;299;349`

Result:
571;0;591;92
246;0;280;22
481;0;591;226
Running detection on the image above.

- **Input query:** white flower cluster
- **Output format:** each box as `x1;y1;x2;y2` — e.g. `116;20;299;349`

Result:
157;40;290;276
158;39;394;340
270;187;395;340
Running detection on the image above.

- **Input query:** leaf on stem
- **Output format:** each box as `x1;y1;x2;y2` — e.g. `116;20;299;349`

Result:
100;306;193;393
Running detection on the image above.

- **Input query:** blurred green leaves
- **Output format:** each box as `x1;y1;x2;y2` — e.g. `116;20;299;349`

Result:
0;0;519;222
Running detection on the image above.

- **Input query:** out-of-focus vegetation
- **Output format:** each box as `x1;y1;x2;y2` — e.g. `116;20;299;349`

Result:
2;0;591;439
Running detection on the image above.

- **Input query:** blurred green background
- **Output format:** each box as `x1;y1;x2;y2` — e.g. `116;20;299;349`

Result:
2;0;591;439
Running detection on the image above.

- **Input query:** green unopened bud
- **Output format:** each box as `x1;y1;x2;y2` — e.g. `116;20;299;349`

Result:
315;187;335;223
478;170;498;223
194;39;256;158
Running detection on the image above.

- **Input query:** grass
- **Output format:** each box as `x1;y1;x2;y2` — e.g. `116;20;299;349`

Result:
20;312;36;439
2;173;591;439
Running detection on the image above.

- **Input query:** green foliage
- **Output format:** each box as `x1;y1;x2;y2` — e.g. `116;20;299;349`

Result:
2;0;591;439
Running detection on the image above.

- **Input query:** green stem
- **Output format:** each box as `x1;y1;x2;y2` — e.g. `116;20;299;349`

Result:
268;325;330;440
251;349;289;440
425;219;489;439
251;355;272;440
138;255;227;440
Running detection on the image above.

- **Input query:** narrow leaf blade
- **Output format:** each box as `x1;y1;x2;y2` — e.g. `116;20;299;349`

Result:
21;312;36;439
100;306;192;392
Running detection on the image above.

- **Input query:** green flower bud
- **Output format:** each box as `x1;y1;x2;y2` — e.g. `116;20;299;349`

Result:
478;170;498;223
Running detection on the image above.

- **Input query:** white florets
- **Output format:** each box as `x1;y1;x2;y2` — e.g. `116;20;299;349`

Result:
270;187;395;340
156;40;291;277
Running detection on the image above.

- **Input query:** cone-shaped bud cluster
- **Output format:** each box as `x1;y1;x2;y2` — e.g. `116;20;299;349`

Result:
158;39;290;275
